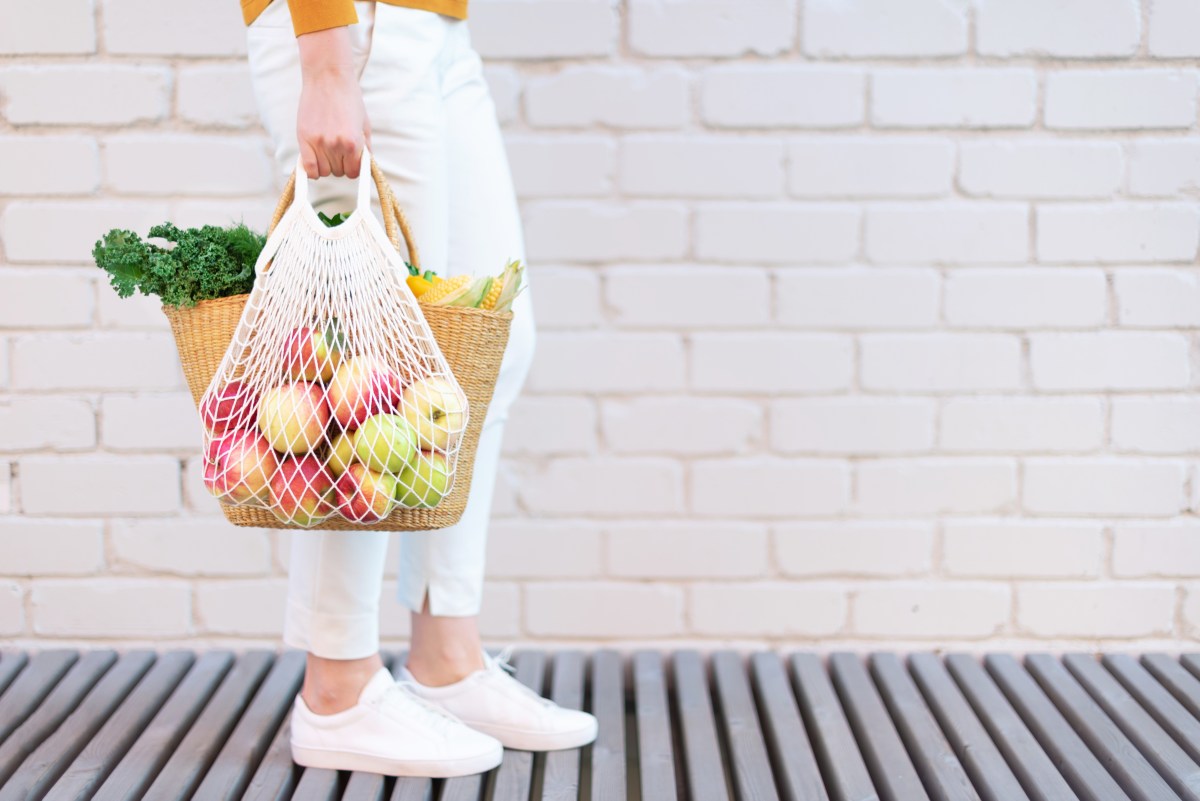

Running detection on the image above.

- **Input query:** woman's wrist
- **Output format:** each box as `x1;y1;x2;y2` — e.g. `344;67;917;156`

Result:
298;26;355;78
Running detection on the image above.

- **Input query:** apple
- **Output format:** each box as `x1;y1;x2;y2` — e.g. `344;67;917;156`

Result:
399;376;466;451
335;462;398;523
327;430;356;478
353;413;418;473
200;380;258;434
283;321;344;382
203;429;278;505
395;451;451;508
269;454;335;526
258;381;330;454
327;356;404;431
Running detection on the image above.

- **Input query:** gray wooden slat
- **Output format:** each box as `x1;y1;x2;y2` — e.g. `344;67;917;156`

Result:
538;650;585;801
44;651;193;801
828;652;928;801
672;650;730;801
1142;654;1200;720
0;652;28;704
589;648;627;801
1063;654;1200;801
140;649;274;801
631;650;678;801
343;771;388;801
711;651;780;801
748;652;829;801
242;709;299;801
789;653;879;801
0;650;114;788
1182;655;1200;682
93;650;234;801
1111;655;1200;763
390;775;434;801
944;655;1075;801
439;769;484;801
491;650;546;801
0;650;77;747
908;654;1029;801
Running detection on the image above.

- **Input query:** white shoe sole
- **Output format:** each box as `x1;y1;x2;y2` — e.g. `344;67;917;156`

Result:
461;717;599;752
291;742;503;778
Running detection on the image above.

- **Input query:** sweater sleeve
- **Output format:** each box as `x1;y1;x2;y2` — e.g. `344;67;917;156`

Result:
286;0;359;35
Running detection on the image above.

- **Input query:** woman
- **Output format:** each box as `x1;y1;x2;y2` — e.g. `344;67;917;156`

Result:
242;0;598;777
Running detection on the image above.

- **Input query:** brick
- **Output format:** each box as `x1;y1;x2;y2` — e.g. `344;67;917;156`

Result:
628;0;796;57
0;136;99;195
477;582;521;639
518;458;684;516
0;270;95;328
524;202;687;262
105;135;272;196
502;396;597;456
0;0;95;54
1185;585;1200;638
872;69;1037;129
774;521;933;577
789;137;953;198
0;397;96;452
701;66;865;129
0;65;171;125
101;393;202;451
485;520;602;578
11;334;182;391
1038;204;1200;264
620;135;784;198
196;579;286;635
690;583;846;637
103;0;246;56
1113;522;1200;577
1112;398;1200;454
976;0;1140;57
943;520;1103;578
0;582;21;636
176;65;260;128
865;202;1028;265
525;582;684;636
770;398;935;455
860;334;1022;392
1029;332;1189;391
0;519;104;575
602;397;762;455
940;397;1104;453
857;459;1017;516
854;583;1010;638
20;456;181;516
606;266;770;329
31;578;191;636
1;200;170;264
959;140;1123;199
1129;139;1200;197
506;136;615;198
1148;0;1200;57
470;0;615;58
168;198;275;232
1017;583;1175;638
112;518;272;576
1023;459;1186;516
528;268;603;329
525;67;689;129
944;269;1107;328
95;284;171;330
491;460;520;518
0;464;9;515
484;66;521;125
691;458;850;517
691;333;853;393
695;203;861;264
803;0;966;57
607;522;768;578
183;454;223;517
776;268;939;329
526;332;684;393
1045;70;1197;130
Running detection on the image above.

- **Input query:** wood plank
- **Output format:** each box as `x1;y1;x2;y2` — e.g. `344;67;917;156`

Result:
590;648;627;801
1063;654;1200;801
985;653;1126;801
711;650;780;801
140;649;274;801
789;653;879;801
538;650;585;801
827;652;928;801
1107;655;1200;765
242;708;299;801
1182;655;1200;683
0;650;77;748
908;653;1029;801
0;652;28;705
43;651;194;801
490;650;547;801
631;650;678;801
672;650;730;801
386;650;434;801
0;650;114;788
93;650;234;801
1141;655;1200;720
748;652;828;801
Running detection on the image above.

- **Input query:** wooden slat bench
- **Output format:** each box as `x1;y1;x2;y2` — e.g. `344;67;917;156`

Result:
1;648;1199;800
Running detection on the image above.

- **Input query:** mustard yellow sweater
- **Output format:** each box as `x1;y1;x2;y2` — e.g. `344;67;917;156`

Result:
242;0;467;36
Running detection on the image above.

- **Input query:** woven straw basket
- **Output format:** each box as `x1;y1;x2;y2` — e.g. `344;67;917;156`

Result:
162;159;513;531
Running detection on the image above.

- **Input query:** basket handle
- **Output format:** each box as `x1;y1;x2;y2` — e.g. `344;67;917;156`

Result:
265;149;422;272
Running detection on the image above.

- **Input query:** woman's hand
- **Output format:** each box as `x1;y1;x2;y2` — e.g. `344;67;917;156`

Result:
296;26;372;179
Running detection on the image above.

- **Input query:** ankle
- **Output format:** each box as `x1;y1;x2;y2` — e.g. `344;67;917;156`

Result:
405;648;485;687
302;652;384;715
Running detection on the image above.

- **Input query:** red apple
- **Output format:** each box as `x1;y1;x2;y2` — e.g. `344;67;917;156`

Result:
269;454;335;526
200;380;259;434
258;381;330;454
203;429;278;505
283;322;344;382
335;462;398;524
327;356;404;431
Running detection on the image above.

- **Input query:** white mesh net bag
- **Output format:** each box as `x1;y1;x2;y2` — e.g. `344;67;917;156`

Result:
197;148;469;527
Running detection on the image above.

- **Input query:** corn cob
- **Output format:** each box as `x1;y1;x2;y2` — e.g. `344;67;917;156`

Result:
480;277;504;310
418;273;470;304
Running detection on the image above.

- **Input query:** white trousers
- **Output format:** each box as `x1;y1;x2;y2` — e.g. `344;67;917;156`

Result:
246;0;536;659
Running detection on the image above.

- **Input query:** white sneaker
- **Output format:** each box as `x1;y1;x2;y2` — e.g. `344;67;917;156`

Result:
397;646;599;752
290;665;504;777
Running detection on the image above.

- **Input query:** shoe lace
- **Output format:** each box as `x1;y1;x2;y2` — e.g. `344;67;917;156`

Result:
376;678;464;736
488;645;555;708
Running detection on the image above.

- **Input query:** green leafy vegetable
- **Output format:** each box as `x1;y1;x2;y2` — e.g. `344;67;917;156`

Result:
317;210;352;227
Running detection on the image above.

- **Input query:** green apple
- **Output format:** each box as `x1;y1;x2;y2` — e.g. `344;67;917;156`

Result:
353;413;417;473
400;376;466;451
395;451;451;508
327;430;356;478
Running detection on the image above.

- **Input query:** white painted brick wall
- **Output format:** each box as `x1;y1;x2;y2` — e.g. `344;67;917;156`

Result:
3;0;1199;652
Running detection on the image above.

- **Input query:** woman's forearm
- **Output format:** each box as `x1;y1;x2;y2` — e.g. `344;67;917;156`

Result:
295;26;372;179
